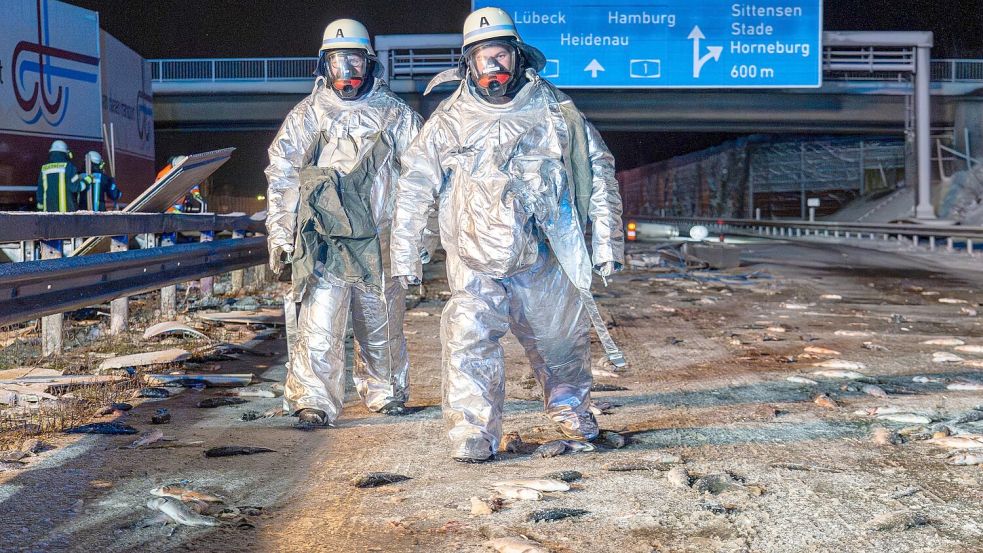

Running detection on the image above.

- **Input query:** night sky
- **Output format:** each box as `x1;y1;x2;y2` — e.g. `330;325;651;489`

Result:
64;0;983;197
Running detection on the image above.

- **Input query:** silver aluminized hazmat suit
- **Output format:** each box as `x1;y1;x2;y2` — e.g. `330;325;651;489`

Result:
266;75;422;423
391;68;624;460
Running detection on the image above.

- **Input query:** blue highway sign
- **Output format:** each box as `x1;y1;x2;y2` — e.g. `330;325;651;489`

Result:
472;0;823;88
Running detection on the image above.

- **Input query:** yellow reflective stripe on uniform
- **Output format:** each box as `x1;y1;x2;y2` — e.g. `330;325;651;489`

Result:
59;171;67;212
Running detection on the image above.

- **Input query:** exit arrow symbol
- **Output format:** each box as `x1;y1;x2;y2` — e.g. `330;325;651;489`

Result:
584;59;605;78
688;26;722;79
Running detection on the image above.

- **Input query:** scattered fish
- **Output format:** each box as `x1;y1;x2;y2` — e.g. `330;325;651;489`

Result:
136;387;170;399
592;368;619;378
692;473;737;495
932;352;965;364
666;467;691;489
125;429;165;449
812;369;868;380
769;462;842;473
494;485;543;501
543;470;582;483
351;472;410;488
151;409;171;425
834;330;872;337
820;294;842;300
96;402;133;416
493;479;570;492
484;537;548;553
602;460;666;472
863;342;889;351
562;440;595;453
814;394;838;409
0;451;28;462
65;422;137;435
949;410;983;425
766;326;787;333
938;298;968;304
961;360;983;369
591;383;628;392
954;345;983;354
961;307;978;316
781;303;810;310
912;376;942;384
146;497;219;527
921;338;965;346
596;430;626;449
804;346;840;356
151;484;224;504
240;411;261;422
533;441;569;459
814;359;866;371
878;414;933;425
204;446;275;458
862;384;889;398
786;376;819;385
947;381;983;391
197;397;248;408
926;436;983;449
948;452;983;465
229;388;276;398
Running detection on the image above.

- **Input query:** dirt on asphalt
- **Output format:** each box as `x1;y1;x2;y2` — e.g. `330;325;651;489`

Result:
2;240;982;553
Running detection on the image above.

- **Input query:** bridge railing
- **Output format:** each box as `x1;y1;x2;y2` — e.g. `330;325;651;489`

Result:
0;213;269;356
930;59;983;82
150;57;316;82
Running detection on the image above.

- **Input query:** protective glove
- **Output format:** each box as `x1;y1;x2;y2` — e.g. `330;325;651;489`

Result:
269;244;293;276
397;275;421;290
594;261;620;286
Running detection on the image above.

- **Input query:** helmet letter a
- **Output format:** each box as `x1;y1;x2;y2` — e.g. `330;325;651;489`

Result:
336;29;345;37
479;16;489;27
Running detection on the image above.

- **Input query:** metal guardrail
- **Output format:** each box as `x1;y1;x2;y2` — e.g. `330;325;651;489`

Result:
635;216;983;254
0;213;270;355
150;57;316;82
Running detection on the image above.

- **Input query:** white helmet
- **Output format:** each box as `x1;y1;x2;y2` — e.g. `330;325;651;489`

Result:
320;19;375;56
49;140;69;153
463;7;521;49
86;151;103;166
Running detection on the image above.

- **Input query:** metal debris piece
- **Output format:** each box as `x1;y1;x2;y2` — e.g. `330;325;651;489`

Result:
98;349;190;372
144;373;255;388
142;322;210;341
204;446;276;458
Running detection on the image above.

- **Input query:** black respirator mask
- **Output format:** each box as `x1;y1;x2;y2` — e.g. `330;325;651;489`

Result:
322;49;369;100
465;40;518;98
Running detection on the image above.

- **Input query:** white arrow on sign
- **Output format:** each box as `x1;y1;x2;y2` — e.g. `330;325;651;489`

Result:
688;26;722;79
584;59;605;78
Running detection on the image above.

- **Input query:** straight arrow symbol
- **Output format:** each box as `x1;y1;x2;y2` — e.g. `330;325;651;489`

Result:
584;59;605;78
689;25;722;79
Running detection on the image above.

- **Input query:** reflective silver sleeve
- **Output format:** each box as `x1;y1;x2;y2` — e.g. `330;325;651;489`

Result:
584;119;625;266
391;123;444;279
265;97;317;250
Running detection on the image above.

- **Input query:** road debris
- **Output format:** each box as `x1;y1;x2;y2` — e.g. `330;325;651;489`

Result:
197;309;285;326
492;479;570;492
863;342;889;351
812;369;869;380
98;349;190;372
590;383;628;392
204;446;276;458
352;472;410;488
877;413;933;425
596;430;626;449
804;346;840;355
151;484;225;505
947;452;983;465
542;470;582;483
861;384;889;398
834;330;872;337
814;394;838;409
493;485;542;501
813;359;866;371
947;381;983;391
136;387;170;399
666;466;692;489
145;374;255;388
871;427;902;445
937;298;967;304
931;352;964;363
125;429;165;449
591;368;619;378
469;496;497;516
227;388;276;398
151;409;172;425
953;345;983;354
921;338;965;346
786;376;819;385
925;435;983;449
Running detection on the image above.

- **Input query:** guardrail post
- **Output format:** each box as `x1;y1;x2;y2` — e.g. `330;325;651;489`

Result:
160;233;177;320
40;240;64;356
109;235;129;335
929;236;936;251
199;230;214;298
230;229;246;294
968;239;974;256
947;237;954;252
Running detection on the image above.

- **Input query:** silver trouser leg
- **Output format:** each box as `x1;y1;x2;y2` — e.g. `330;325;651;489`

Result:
282;293;300;413
283;276;351;421
507;246;594;438
442;248;510;459
350;277;411;411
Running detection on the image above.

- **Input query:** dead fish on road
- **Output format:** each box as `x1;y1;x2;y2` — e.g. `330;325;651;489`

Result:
814;359;866;371
666;466;692;489
204;446;275;458
769;462;842;473
938;298;968;304
947;452;983;465
926;435;983;449
65;422;137;435
151;409;171;425
954;345;983;354
484;537;549;553
834;330;872;337
921;338;965;346
352;472;410;488
125;429;165;449
602;460;668;472
592;368;619;378
591;383;628;392
949;410;983;425
947;381;983;391
533;440;594;458
877;413;933;425
197;397;248;408
95;402;133;416
862;384;889;398
493;479;570;492
528;507;589;523
804;346;840;356
493;485;543;501
912;376;943;384
814;394;838;409
146;497;219;527
151;484;224;504
135;387;170;399
786;376;819;385
543;470;581;483
596;430;627;449
227;388;276;398
812;369;869;380
932;352;965;364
